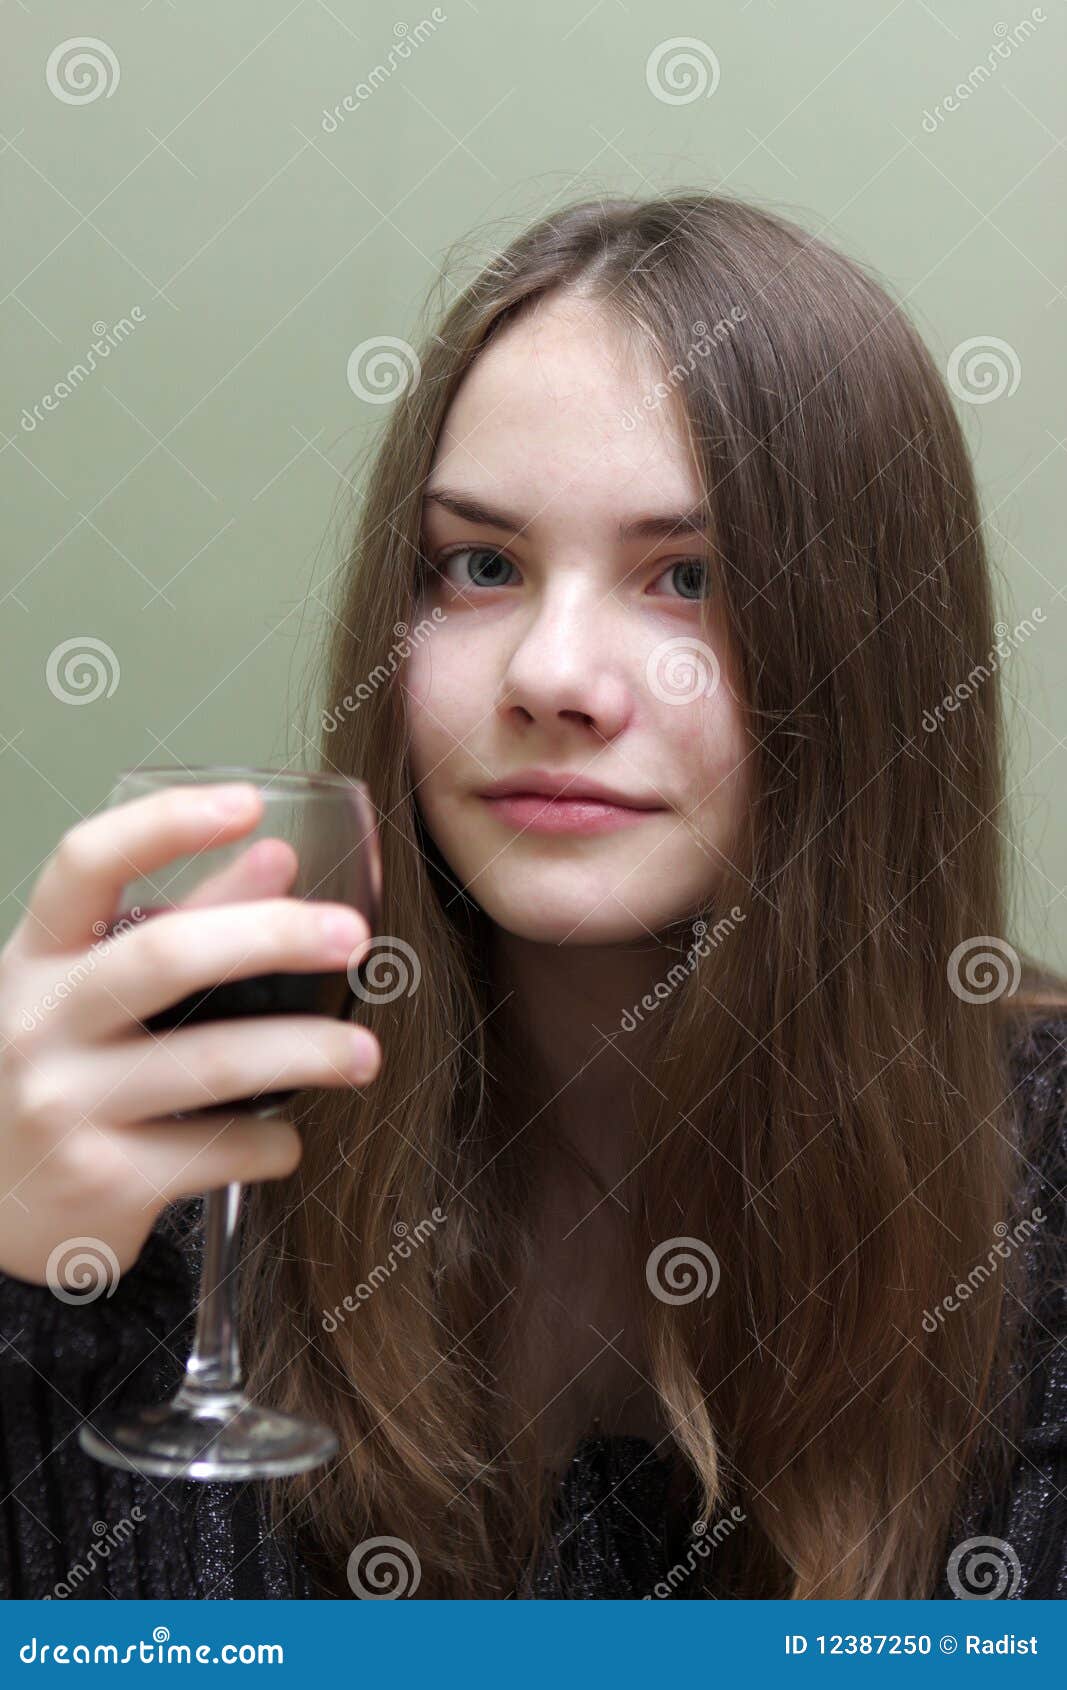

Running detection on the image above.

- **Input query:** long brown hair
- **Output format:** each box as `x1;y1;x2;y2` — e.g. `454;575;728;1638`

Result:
239;190;1067;1598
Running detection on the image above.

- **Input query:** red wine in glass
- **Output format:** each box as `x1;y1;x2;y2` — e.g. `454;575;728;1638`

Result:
101;903;365;1114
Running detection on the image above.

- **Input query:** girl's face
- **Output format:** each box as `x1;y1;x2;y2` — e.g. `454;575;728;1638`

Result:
405;292;751;946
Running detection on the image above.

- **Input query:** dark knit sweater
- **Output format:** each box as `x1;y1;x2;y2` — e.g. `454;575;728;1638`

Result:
2;1016;1065;1599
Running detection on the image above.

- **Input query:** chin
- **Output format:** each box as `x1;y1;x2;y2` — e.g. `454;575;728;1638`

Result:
462;876;671;947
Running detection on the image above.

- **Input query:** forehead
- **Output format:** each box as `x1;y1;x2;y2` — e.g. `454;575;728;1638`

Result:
424;295;704;526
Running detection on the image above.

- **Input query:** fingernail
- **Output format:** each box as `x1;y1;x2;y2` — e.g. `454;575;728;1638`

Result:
348;1031;379;1080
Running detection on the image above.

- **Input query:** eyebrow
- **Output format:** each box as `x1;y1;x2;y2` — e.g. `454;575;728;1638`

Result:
422;485;711;544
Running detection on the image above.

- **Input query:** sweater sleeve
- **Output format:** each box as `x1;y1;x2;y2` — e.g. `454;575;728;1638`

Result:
0;1202;203;1598
932;1015;1067;1600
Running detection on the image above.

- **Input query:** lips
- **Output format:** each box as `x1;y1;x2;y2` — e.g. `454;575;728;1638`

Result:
475;766;669;840
479;770;663;810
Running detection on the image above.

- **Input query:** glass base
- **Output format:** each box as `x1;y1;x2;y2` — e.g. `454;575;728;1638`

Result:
77;1385;339;1481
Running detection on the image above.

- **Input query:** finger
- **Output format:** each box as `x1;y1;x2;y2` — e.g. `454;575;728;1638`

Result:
122;1110;305;1205
178;836;298;910
68;897;372;1041
14;783;264;959
80;1016;380;1123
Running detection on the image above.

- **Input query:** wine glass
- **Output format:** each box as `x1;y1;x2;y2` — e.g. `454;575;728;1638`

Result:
77;763;382;1481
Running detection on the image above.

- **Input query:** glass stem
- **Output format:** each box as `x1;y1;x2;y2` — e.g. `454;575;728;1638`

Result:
181;1182;245;1399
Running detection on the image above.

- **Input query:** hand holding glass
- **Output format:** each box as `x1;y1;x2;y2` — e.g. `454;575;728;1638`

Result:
77;765;381;1481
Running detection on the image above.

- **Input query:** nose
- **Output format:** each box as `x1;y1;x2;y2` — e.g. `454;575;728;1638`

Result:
498;578;632;740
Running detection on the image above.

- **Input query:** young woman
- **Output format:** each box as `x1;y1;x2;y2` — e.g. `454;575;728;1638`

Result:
2;191;1066;1602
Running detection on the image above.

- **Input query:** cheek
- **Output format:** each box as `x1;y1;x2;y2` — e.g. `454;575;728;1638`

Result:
403;635;482;778
658;684;750;814
403;637;435;713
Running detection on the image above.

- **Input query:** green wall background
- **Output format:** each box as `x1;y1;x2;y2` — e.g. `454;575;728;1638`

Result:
3;1;1065;968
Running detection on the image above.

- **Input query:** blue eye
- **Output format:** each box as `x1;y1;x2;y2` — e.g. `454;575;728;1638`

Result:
656;559;712;600
429;548;712;600
436;547;519;589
